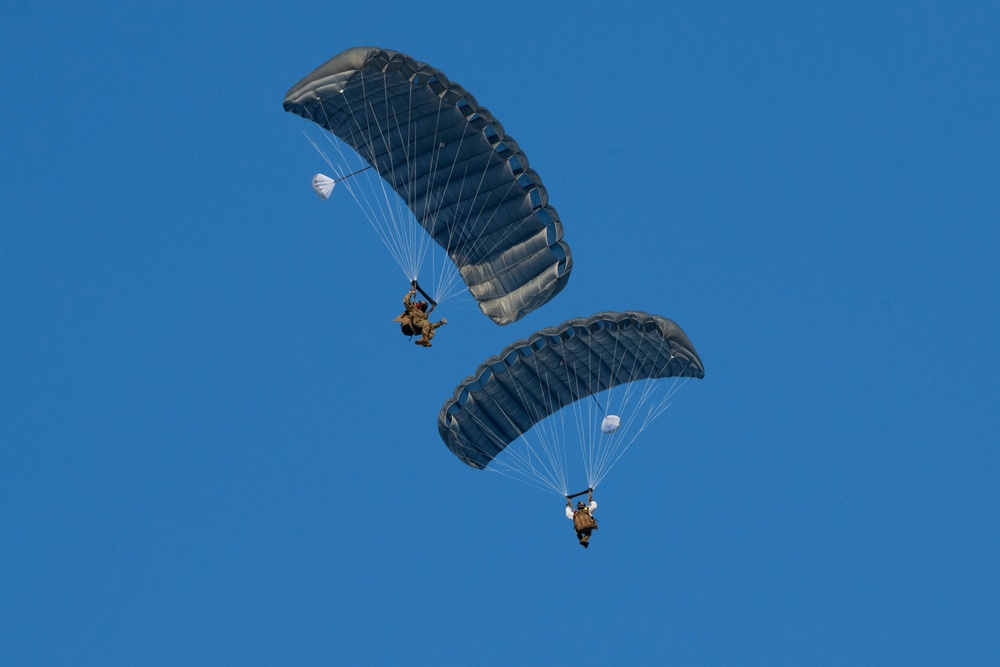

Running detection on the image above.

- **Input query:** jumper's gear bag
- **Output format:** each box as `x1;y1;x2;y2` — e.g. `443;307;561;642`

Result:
393;311;418;336
573;510;597;533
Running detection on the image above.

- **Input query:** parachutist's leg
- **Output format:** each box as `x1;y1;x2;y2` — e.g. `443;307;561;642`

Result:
418;320;435;347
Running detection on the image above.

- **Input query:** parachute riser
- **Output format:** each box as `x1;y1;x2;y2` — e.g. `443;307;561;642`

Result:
565;488;593;501
411;280;437;308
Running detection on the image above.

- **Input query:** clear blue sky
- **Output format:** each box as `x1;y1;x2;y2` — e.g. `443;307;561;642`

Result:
3;1;998;664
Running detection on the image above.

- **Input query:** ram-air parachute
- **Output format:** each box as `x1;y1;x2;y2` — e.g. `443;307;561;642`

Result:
438;311;705;495
283;47;572;325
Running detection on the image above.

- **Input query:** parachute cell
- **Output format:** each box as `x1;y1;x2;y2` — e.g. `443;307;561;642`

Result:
283;46;572;325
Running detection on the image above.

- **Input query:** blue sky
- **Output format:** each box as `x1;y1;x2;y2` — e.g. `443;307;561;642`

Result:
2;1;998;664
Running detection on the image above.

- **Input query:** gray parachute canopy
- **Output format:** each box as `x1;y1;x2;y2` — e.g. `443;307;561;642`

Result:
438;311;705;469
283;46;572;325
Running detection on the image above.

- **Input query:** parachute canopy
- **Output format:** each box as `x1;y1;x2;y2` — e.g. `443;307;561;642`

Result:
283;46;572;325
438;311;705;471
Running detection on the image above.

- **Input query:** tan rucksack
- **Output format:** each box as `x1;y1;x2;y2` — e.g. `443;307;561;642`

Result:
573;510;597;532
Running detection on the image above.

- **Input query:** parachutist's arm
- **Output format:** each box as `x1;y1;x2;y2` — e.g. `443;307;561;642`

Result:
411;280;438;308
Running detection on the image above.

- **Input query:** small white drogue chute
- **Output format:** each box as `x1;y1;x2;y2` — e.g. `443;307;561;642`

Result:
312;173;337;200
601;415;621;434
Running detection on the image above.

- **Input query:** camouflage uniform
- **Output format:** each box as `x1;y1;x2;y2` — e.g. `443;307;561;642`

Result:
400;290;446;347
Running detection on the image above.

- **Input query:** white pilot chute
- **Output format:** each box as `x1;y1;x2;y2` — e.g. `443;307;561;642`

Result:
600;415;621;434
311;173;336;200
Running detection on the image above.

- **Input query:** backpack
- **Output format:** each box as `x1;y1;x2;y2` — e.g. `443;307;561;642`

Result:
573;510;597;532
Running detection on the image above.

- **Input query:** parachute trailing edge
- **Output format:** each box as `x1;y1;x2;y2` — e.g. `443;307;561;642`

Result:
438;311;705;470
283;46;572;325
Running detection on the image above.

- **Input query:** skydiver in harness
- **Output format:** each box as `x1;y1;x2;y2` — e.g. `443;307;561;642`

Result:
565;488;598;548
394;281;447;347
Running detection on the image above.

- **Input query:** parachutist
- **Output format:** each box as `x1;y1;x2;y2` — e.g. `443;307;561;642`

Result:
394;286;446;347
565;490;598;548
